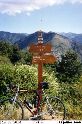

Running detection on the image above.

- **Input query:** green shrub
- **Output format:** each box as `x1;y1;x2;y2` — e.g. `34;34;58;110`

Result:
0;63;82;119
13;65;38;89
58;81;82;119
0;55;12;64
0;64;14;98
0;64;59;98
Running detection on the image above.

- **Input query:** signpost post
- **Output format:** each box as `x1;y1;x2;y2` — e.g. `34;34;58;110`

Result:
29;30;57;111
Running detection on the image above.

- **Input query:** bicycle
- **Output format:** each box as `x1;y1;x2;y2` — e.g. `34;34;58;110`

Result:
0;82;66;120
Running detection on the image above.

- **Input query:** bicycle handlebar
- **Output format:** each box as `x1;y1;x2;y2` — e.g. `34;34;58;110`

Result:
19;89;36;93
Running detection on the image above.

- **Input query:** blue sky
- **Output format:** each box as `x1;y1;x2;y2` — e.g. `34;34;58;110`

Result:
0;0;82;34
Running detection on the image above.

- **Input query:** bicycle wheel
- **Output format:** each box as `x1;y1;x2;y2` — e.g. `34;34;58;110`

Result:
0;98;24;120
40;96;66;120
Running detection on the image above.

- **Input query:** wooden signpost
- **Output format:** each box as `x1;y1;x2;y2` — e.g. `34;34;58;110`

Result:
29;30;56;88
29;30;56;100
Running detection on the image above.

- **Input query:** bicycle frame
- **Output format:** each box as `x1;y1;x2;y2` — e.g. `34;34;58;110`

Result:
24;89;43;117
24;89;52;119
12;85;43;118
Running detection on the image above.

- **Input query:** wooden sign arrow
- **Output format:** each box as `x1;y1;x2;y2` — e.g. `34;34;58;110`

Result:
29;44;52;53
32;55;56;64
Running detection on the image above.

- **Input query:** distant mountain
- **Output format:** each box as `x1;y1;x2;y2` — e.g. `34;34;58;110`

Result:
0;31;82;61
60;32;82;61
15;31;72;60
60;32;82;43
0;31;28;44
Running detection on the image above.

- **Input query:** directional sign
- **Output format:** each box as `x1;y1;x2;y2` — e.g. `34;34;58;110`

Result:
29;44;52;53
32;55;56;64
28;30;57;95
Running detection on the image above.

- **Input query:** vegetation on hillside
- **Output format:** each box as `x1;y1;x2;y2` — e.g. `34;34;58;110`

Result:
0;41;32;64
56;50;82;83
0;41;82;119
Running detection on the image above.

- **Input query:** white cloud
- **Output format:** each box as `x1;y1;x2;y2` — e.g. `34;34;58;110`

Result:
0;0;82;15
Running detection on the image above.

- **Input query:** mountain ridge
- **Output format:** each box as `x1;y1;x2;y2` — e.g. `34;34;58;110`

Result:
0;31;82;61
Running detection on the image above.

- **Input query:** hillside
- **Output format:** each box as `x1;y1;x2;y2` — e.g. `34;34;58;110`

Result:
60;32;82;61
0;31;82;120
0;31;28;44
0;31;82;61
60;32;82;43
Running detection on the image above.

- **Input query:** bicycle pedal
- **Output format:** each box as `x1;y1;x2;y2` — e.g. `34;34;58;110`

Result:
29;116;37;120
30;115;41;120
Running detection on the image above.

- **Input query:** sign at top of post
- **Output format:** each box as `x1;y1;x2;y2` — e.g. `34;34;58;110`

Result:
29;43;52;53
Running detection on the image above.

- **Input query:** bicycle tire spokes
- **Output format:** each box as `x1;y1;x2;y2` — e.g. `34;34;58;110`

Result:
39;97;65;120
51;98;64;119
0;99;23;120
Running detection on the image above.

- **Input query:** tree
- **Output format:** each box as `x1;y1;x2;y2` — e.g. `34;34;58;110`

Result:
56;50;82;83
0;41;13;56
22;51;32;64
9;44;21;64
16;50;32;65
